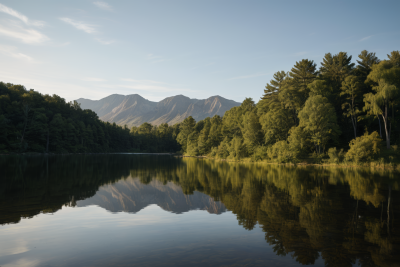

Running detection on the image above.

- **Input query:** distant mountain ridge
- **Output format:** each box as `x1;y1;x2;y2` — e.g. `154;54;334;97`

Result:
76;94;241;127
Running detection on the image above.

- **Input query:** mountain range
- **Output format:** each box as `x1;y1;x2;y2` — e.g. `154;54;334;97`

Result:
76;94;240;127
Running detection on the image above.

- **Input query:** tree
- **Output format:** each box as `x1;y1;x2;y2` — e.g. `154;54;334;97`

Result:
25;109;48;152
340;75;362;139
320;52;355;121
364;61;400;148
260;71;287;113
262;71;287;98
259;107;293;145
320;52;355;86
197;118;211;155
241;110;263;154
138;122;153;135
49;114;64;152
308;80;332;100
177;116;196;152
345;131;381;162
287;59;317;108
208;115;223;148
387;50;400;67
356;50;380;79
0;114;9;151
298;95;341;153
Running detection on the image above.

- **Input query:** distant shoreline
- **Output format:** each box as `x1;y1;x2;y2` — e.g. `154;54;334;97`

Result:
1;153;398;171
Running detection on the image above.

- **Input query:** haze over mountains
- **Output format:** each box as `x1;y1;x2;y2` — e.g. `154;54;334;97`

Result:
76;94;241;127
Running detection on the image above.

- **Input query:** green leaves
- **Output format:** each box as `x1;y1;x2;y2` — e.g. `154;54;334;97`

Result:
364;60;400;148
298;95;341;153
345;131;382;162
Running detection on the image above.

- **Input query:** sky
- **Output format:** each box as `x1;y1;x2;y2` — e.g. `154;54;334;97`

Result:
0;0;399;103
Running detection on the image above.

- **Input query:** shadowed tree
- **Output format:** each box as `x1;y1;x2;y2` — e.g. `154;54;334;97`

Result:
341;75;362;139
364;60;400;148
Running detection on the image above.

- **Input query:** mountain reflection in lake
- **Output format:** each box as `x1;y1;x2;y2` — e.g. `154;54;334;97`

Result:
0;155;399;267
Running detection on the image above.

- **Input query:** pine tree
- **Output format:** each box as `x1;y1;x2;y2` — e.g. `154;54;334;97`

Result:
387;50;400;67
286;59;317;108
320;52;355;85
356;50;380;78
177;116;196;152
197;118;211;155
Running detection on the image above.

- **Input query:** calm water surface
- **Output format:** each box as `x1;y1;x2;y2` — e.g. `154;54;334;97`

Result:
0;155;399;267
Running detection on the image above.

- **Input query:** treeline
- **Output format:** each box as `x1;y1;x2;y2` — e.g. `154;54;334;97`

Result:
0;83;180;153
175;50;400;163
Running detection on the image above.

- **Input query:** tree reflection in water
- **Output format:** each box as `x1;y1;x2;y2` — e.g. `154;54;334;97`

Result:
0;155;399;267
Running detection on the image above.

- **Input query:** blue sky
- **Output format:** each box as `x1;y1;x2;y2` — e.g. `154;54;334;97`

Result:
0;0;399;103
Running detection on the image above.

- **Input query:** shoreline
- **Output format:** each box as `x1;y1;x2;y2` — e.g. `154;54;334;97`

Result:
176;155;400;171
1;152;399;171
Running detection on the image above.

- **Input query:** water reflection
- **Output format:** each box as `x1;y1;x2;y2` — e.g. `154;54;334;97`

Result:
77;178;226;214
0;155;399;267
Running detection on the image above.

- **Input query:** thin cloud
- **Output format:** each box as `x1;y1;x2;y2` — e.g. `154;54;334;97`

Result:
228;72;269;80
82;77;106;82
0;22;48;44
0;45;33;61
0;3;45;27
60;18;96;34
93;2;113;11
360;35;372;42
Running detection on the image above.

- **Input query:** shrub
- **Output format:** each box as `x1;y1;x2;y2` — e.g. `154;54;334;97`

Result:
228;136;246;160
345;131;382;162
252;146;268;161
327;147;345;163
217;137;230;159
267;141;299;163
209;147;218;157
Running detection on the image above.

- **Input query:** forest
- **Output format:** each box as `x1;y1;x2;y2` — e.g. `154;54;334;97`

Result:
0;50;399;164
0;82;180;153
175;50;400;164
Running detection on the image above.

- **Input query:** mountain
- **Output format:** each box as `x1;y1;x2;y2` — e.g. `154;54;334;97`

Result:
77;177;226;214
76;94;240;127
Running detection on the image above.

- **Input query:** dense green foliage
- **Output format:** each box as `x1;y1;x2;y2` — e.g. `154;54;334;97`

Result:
0;83;180;153
175;50;400;163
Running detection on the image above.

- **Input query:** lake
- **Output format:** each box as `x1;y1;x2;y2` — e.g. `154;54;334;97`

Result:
0;154;399;267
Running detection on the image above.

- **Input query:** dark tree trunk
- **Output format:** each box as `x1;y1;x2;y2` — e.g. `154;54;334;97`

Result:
387;185;391;235
46;130;49;153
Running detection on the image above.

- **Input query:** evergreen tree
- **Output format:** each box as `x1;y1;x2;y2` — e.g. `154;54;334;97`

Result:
197;118;211;155
287;59;317;107
356;50;380;79
177;116;196;152
387;50;400;67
